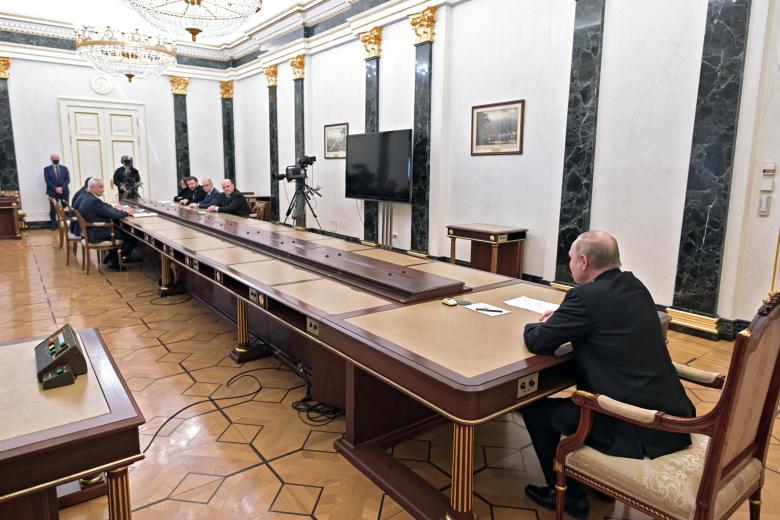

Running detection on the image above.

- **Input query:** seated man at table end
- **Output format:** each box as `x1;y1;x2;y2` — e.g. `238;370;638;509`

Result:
76;178;137;271
189;177;223;209
207;179;250;217
521;231;695;518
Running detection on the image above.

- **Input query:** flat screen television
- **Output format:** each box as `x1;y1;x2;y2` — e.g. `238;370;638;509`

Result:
345;130;413;203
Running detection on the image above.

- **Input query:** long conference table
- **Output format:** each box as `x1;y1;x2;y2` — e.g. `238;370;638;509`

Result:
118;200;598;520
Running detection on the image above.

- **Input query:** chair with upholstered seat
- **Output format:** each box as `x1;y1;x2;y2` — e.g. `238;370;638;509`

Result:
553;294;780;520
52;200;79;265
72;208;124;275
49;197;65;248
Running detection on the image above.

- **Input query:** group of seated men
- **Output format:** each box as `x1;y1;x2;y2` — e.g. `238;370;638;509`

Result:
174;176;251;216
68;176;251;270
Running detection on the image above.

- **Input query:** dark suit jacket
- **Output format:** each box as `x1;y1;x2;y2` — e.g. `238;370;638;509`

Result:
113;167;141;197
524;269;695;459
76;193;128;243
198;188;224;208
217;190;250;216
44;164;70;199
179;185;206;204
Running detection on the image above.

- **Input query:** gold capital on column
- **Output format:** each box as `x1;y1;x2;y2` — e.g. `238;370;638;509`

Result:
360;26;383;59
410;6;436;44
220;80;234;99
289;55;305;80
264;64;278;87
170;75;189;95
0;57;11;79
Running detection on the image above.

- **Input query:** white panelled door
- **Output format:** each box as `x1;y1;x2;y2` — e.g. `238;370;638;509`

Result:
59;99;149;203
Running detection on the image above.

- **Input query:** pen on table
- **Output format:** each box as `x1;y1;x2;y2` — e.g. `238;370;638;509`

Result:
474;307;503;313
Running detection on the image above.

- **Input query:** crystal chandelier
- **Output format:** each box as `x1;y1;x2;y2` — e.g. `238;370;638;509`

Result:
124;0;262;42
75;26;177;82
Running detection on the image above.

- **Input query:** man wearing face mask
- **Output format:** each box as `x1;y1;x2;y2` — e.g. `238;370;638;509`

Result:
44;154;70;230
113;155;141;201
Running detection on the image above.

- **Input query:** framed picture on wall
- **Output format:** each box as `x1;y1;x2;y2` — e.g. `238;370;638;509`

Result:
324;123;349;159
471;100;525;155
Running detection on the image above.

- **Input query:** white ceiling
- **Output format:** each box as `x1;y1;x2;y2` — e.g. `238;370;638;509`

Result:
1;0;301;46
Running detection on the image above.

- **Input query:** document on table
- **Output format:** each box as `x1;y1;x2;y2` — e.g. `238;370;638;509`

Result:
504;296;559;314
464;303;510;317
129;211;158;218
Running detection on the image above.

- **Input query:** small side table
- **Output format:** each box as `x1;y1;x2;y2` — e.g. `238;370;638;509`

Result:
447;223;527;278
0;191;21;239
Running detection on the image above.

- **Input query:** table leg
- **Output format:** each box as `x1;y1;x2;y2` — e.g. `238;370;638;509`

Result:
450;237;457;264
229;298;272;363
158;254;185;297
107;467;131;520
490;244;498;273
447;423;476;520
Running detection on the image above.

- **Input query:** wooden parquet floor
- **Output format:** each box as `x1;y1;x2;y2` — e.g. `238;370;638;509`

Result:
2;231;778;519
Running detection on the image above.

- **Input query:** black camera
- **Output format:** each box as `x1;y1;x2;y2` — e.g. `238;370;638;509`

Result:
276;155;316;182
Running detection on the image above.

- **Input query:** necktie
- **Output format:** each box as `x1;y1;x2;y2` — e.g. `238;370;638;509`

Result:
54;165;60;183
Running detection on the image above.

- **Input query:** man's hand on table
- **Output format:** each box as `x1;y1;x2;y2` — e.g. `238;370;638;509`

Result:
539;310;554;322
188;203;198;209
179;199;189;205
207;205;218;212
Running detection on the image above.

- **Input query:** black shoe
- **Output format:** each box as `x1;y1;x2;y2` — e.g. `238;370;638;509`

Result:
524;485;589;519
122;256;140;264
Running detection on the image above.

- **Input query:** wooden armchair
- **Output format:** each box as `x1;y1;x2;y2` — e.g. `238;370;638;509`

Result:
72;209;124;275
52;199;80;265
554;294;780;520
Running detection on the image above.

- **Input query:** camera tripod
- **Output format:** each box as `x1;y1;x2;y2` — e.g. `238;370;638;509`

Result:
283;178;323;230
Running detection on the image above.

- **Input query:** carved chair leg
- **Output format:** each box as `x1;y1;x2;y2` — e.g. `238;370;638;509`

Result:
118;247;124;270
81;245;86;272
66;238;70;266
97;250;104;275
554;463;566;520
86;248;91;275
750;488;761;520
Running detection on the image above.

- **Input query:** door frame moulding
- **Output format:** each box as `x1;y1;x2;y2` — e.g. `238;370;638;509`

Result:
58;97;151;200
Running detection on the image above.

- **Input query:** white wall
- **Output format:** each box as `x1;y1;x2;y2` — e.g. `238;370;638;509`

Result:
186;78;224;185
234;73;270;196
305;38;365;238
7;59;189;221
589;0;707;304
442;0;574;277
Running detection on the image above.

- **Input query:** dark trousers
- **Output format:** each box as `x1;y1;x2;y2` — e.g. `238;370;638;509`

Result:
103;229;137;266
522;398;585;497
49;194;67;227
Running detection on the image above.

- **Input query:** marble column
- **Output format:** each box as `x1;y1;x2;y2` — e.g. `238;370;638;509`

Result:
170;76;190;183
554;0;606;283
672;0;752;316
220;80;236;182
290;55;306;227
361;27;382;243
0;57;18;191
410;8;436;254
265;65;280;221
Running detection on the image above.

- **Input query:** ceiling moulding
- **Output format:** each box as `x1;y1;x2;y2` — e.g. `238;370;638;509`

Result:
247;0;353;45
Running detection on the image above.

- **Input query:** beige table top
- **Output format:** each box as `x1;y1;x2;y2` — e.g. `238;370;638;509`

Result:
132;217;185;230
154;227;206;240
354;249;432;266
408;262;512;289
273;279;390;315
173;236;232;252
230;260;321;286
0;338;110;443
243;220;290;232
315;239;374;252
198;247;271;266
346;283;566;379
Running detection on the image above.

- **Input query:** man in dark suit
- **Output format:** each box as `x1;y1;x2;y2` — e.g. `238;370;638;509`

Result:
189;177;223;209
44;154;70;229
178;176;206;206
77;178;137;270
522;231;695;518
207;179;250;216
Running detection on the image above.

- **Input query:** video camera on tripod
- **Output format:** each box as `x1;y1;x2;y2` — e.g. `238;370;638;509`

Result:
119;156;142;201
276;155;322;230
275;155;316;182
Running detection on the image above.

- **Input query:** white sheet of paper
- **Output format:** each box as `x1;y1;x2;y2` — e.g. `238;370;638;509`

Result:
129;212;158;218
464;302;510;317
504;296;560;314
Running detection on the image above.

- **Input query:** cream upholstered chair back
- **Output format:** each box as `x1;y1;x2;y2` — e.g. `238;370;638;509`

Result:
697;294;780;508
